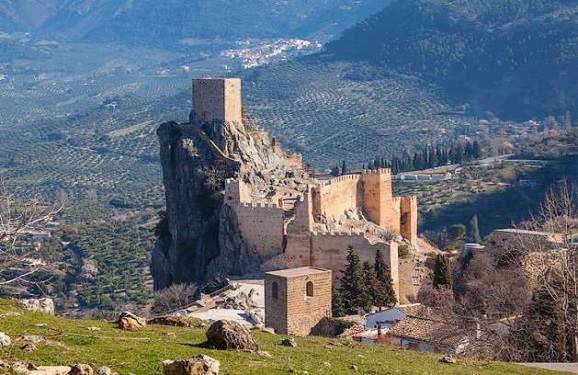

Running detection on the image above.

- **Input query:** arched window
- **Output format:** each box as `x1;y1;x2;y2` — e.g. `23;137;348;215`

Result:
272;282;278;299
306;281;314;297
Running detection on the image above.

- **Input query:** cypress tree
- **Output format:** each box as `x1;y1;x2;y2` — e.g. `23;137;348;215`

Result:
339;246;365;313
374;249;397;307
332;290;347;318
361;261;377;312
433;254;452;289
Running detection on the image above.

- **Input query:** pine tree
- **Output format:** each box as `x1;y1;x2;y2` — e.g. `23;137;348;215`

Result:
374;249;397;307
469;215;481;244
341;160;348;175
339;246;365;313
433;254;452;289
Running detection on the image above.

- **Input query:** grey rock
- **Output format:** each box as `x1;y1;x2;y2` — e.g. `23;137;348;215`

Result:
162;355;220;375
117;311;146;331
205;320;259;351
22;335;47;344
21;343;37;352
68;364;93;375
281;338;297;347
439;355;456;364
96;366;112;375
19;298;55;315
0;331;12;347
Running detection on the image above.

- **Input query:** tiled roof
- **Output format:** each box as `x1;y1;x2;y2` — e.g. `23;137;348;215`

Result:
387;315;467;349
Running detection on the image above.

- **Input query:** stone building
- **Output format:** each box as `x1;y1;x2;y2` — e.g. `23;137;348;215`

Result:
264;267;332;335
192;78;242;124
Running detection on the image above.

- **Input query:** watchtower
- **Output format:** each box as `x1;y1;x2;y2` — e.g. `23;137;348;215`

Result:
192;78;242;124
265;267;332;336
361;169;400;233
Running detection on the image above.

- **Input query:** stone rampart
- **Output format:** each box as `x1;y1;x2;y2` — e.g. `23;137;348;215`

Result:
401;196;418;244
310;231;399;299
235;202;284;260
312;174;362;220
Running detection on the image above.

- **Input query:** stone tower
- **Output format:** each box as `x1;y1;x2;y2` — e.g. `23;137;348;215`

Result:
361;169;401;233
400;196;418;245
265;267;332;336
192;78;242;124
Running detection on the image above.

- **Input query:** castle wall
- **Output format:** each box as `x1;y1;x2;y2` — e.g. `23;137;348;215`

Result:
224;178;251;204
312;175;362;220
265;268;332;336
310;232;399;300
193;78;242;124
401;196;418;245
234;202;284;261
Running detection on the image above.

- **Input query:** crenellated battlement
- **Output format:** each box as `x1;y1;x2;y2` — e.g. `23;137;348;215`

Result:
362;168;392;175
318;173;361;187
312;230;366;237
240;201;280;209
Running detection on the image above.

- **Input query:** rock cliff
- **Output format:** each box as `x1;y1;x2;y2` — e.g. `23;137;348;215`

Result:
151;113;298;290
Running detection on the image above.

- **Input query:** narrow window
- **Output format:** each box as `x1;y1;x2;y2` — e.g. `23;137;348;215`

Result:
306;281;314;297
272;282;278;299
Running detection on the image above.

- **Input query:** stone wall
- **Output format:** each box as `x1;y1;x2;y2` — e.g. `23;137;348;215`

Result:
193;78;242;124
361;169;401;234
234;202;285;260
224;178;250;204
311;175;362;220
311;232;399;299
265;268;332;336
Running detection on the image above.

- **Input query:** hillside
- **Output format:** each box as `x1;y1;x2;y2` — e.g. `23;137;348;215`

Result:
0;300;559;374
322;0;578;119
0;0;388;45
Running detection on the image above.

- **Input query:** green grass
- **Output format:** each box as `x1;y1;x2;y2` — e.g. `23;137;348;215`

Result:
0;300;562;375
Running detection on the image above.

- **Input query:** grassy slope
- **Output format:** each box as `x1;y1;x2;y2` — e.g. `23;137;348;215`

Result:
0;300;561;375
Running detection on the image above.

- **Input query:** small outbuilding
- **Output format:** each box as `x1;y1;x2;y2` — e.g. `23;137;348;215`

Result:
264;267;332;336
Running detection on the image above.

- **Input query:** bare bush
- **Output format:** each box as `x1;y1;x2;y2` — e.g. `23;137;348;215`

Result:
153;283;198;313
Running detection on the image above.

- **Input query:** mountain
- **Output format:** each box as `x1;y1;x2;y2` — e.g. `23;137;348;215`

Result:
321;0;578;119
0;0;389;45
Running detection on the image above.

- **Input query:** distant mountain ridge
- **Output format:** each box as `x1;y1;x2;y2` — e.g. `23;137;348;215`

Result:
322;0;578;119
0;0;388;44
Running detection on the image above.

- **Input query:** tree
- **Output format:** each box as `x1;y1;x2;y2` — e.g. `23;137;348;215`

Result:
153;283;198;313
338;246;365;314
0;194;62;290
332;290;347;318
448;223;466;243
433;254;452;289
469;215;481;244
360;261;378;312
374;249;397;307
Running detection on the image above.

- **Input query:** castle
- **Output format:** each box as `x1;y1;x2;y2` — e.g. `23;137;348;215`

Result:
190;78;418;299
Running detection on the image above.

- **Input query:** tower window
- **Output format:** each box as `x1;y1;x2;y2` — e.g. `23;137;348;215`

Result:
272;282;278;299
306;281;314;297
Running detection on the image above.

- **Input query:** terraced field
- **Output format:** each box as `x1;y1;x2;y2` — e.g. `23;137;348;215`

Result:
243;60;483;167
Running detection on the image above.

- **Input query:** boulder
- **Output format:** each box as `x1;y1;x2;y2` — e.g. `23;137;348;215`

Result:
19;298;55;315
162;355;220;375
281;338;297;347
21;366;72;375
21;343;37;352
0;331;12;347
96;367;112;375
205;320;259;351
118;311;146;331
68;364;93;375
439;355;456;364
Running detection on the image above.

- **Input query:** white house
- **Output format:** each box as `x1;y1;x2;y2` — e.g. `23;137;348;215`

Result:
365;303;423;331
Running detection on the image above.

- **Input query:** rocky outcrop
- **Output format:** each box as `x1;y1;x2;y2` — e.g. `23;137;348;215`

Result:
205;320;259;351
151;114;296;290
19;298;55;315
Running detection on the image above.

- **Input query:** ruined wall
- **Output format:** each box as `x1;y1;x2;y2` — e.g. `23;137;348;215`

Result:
311;232;399;299
265;269;332;336
193;78;242;124
400;196;418;244
312;175;362;220
282;195;313;268
234;202;284;261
